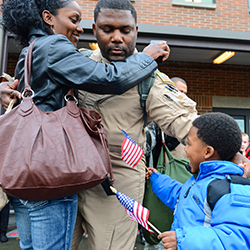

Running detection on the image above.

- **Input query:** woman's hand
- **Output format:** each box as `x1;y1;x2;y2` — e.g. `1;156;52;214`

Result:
143;41;170;62
0;80;21;110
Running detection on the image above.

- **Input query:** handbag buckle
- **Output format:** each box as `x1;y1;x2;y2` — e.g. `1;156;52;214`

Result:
64;95;78;105
22;89;35;98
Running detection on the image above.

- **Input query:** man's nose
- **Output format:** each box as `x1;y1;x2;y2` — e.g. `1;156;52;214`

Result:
111;30;123;43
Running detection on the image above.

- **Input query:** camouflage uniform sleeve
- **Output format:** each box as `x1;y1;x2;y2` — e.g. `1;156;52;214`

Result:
145;72;198;144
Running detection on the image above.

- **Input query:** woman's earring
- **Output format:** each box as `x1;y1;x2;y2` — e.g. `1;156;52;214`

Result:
50;26;57;35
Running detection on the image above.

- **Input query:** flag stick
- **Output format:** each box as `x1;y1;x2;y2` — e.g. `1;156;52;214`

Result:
5;99;15;114
110;186;117;194
141;160;149;171
110;186;161;235
148;221;162;235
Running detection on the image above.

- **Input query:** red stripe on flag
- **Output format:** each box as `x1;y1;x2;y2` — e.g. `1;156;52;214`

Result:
121;138;143;168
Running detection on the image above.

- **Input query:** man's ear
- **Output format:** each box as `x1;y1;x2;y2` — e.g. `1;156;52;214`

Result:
92;23;97;37
204;146;215;160
42;10;54;26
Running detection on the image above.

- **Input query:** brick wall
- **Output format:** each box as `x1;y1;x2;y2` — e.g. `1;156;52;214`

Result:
0;0;249;32
5;53;19;77
7;54;250;114
5;54;250;114
77;0;250;32
159;61;250;114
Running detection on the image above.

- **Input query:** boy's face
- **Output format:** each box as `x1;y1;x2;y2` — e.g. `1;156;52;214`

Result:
241;135;249;151
185;126;209;173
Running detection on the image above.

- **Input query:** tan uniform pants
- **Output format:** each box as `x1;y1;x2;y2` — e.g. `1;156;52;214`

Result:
71;152;145;250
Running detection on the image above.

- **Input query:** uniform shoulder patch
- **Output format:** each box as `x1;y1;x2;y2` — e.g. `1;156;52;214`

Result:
156;72;174;84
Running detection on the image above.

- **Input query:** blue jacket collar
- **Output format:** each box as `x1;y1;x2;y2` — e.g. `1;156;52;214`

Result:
197;160;244;181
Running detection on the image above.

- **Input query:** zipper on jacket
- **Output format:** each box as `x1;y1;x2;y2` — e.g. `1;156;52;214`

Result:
173;197;179;215
184;181;195;198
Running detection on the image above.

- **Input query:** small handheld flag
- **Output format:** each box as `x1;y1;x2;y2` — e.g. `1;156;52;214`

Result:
120;129;144;168
110;186;154;233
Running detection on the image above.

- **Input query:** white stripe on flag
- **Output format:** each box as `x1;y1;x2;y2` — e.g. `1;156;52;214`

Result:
123;141;136;162
137;202;146;229
127;146;141;167
122;139;130;158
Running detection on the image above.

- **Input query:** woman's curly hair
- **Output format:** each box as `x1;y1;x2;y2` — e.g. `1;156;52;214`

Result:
1;0;73;46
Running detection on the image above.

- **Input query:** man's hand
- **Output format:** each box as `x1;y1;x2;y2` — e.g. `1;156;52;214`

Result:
0;80;21;110
143;41;170;62
233;152;250;179
158;231;177;250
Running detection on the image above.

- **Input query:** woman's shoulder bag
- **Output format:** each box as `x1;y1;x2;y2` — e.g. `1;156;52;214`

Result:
0;39;114;201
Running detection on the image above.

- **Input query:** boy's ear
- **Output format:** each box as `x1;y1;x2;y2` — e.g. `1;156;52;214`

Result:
42;10;54;26
204;146;215;160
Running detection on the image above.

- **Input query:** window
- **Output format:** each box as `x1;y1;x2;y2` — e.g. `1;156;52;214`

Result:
172;0;216;9
176;0;214;2
213;108;250;134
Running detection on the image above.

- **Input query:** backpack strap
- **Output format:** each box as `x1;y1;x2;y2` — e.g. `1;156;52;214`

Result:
139;70;158;127
207;177;230;211
207;174;250;211
145;122;158;168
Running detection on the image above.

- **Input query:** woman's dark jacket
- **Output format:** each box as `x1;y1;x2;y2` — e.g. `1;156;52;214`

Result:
15;27;157;111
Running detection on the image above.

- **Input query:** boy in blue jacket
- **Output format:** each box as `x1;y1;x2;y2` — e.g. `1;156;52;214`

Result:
146;112;250;250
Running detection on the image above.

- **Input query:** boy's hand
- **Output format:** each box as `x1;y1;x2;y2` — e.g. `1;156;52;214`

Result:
0;80;21;110
146;167;158;179
158;231;177;250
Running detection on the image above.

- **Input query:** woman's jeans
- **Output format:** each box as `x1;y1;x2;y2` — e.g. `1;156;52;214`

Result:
10;195;78;250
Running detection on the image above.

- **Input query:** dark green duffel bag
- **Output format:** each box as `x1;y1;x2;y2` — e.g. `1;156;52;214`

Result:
142;143;192;245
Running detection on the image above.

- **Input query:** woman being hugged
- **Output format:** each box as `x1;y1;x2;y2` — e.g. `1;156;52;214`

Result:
1;0;168;249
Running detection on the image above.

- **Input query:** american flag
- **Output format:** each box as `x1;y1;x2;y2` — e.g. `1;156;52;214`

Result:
116;190;154;233
120;129;144;168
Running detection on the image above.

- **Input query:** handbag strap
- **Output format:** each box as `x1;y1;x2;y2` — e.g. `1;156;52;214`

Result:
24;39;37;93
24;38;74;98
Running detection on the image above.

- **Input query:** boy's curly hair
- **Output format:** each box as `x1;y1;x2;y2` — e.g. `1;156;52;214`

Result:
193;112;241;161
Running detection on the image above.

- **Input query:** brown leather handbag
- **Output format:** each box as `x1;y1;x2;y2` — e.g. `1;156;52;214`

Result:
0;39;114;201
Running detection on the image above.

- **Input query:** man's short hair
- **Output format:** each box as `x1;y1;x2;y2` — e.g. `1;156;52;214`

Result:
171;77;187;86
94;0;137;23
193;112;241;161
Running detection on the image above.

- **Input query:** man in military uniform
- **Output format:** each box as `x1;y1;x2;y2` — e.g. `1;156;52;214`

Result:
71;0;198;249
